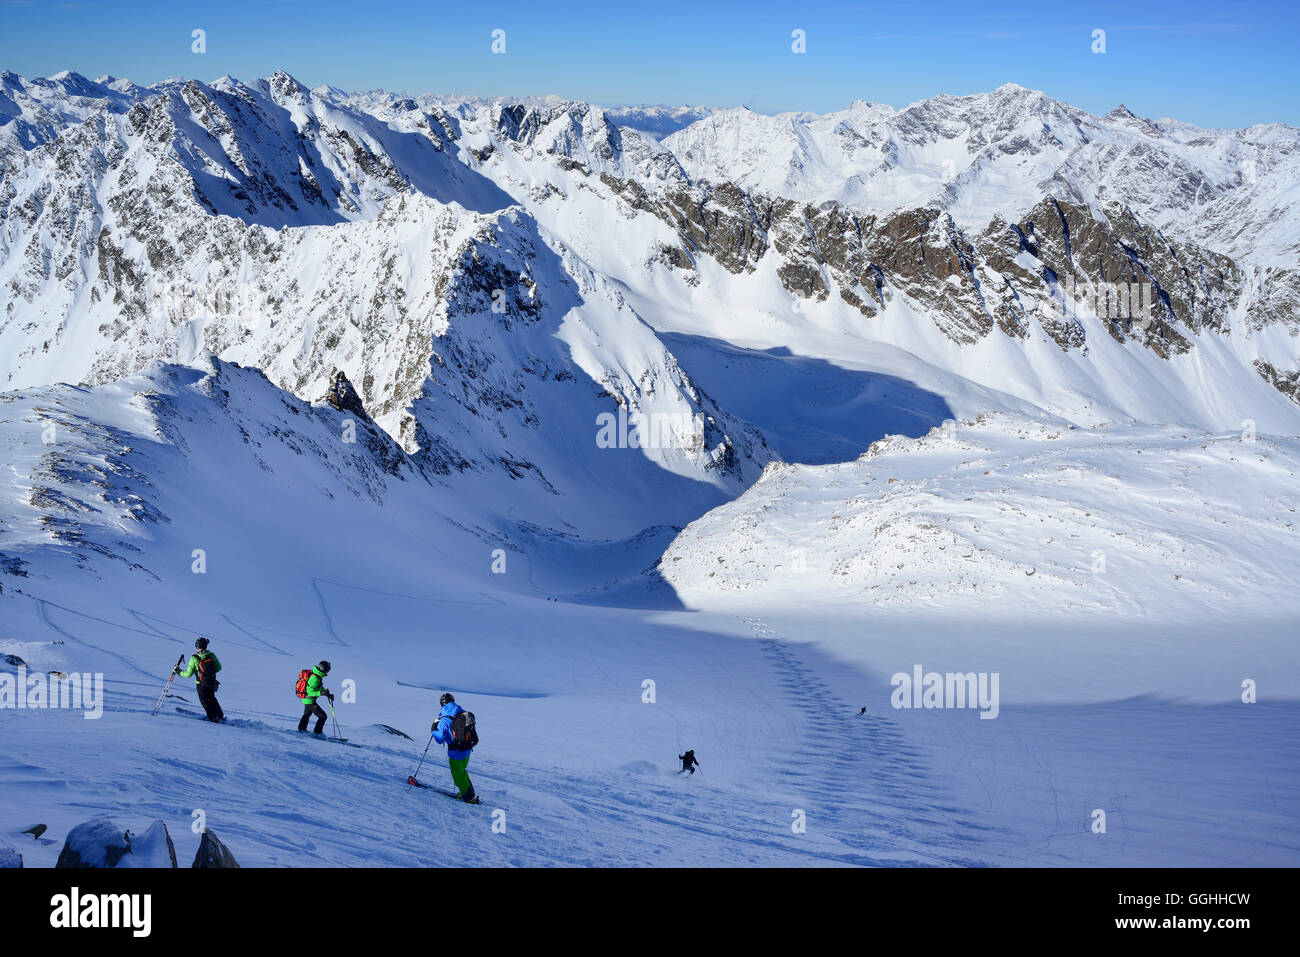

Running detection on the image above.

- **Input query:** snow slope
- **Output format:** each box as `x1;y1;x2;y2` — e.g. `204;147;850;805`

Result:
1;360;1296;867
0;359;1029;866
661;413;1300;618
655;413;1300;866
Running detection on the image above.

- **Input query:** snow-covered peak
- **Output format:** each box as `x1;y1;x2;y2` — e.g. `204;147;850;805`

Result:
6;68;1294;263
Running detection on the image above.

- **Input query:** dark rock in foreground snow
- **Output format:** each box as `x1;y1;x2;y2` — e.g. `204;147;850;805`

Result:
192;829;239;868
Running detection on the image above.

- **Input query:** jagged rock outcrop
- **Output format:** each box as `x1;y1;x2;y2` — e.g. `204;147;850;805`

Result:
1255;360;1300;405
322;368;371;420
192;829;240;868
317;368;407;478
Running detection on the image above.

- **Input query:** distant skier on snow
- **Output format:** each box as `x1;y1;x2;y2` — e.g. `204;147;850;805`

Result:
176;637;223;722
295;661;335;735
859;706;867;716
431;693;479;804
678;749;700;775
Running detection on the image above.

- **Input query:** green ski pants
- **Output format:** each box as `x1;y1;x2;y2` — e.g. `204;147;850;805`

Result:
449;757;473;797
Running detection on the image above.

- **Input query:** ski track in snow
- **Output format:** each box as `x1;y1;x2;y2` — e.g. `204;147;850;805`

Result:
739;616;1000;865
35;598;160;682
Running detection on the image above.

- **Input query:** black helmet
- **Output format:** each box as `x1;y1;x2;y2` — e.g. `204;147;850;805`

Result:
439;692;454;707
318;660;331;674
195;637;210;650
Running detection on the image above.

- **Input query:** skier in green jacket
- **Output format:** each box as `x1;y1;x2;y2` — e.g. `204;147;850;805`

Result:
176;637;224;722
297;661;334;734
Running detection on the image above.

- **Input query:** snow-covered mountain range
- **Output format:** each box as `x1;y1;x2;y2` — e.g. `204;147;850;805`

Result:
2;69;1298;868
4;69;1298;419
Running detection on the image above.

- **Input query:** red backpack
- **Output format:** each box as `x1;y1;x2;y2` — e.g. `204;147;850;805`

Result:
295;668;312;698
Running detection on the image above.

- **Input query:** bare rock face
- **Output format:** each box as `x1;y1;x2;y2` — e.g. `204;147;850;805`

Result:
610;160;1295;364
1255;360;1300;405
56;818;177;868
316;368;408;478
1011;198;1226;355
322;369;371;421
861;208;995;343
659;182;771;275
192;829;240;868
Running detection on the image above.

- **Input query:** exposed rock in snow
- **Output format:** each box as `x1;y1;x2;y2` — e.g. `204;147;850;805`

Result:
55;819;130;868
321;369;370;420
1255;359;1300;406
55;817;177;868
192;829;239;868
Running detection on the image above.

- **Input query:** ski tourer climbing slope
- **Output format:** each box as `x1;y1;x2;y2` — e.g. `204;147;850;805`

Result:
176;637;224;722
296;661;334;735
431;693;479;804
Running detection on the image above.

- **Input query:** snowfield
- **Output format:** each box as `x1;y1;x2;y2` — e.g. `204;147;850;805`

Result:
662;414;1300;618
1;359;1295;867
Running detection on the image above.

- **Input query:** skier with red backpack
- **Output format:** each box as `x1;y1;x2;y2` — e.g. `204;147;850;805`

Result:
431;693;479;803
176;637;224;722
295;661;335;734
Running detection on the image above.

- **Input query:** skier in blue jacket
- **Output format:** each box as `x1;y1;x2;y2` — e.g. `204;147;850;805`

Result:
432;693;479;804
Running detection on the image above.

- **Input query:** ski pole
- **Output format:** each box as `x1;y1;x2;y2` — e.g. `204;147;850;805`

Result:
408;734;434;790
328;698;342;741
152;655;186;715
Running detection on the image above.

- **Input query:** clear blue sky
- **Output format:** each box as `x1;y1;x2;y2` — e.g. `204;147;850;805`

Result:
1;0;1295;128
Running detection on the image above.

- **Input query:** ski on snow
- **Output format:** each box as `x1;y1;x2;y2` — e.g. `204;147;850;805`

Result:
174;706;226;723
407;776;480;802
